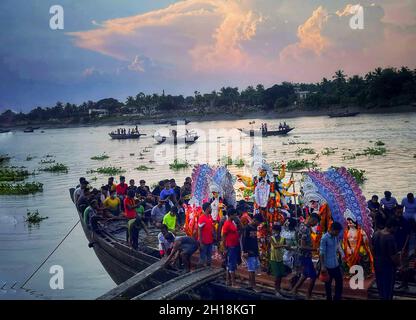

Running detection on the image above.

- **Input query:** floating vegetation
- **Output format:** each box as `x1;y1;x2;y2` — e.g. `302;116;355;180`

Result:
40;159;56;164
88;166;126;175
342;153;357;160
135;165;154;171
169;159;190;170
91;154;110;161
44;154;55;158
295;148;316;155
360;147;387;156
90;176;98;181
26;155;35;161
0;154;11;164
321;147;337;156
374;140;385;146
0;182;43;195
275;159;317;171
233;158;245;168
0;168;31;182
129;153;135;156
220;156;233;166
39;163;69;173
25;209;48;225
283;140;310;146
332;167;366;185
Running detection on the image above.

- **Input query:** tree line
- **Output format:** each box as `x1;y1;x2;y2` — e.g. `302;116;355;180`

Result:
1;66;415;124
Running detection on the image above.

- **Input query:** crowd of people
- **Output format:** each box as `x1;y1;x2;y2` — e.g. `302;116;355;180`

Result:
111;126;140;136
73;176;416;300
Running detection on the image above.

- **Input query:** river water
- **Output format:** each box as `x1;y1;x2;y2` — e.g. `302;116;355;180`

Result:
0;113;415;299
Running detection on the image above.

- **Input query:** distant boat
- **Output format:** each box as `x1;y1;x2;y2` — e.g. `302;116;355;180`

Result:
154;119;191;126
153;130;199;144
109;132;146;140
328;112;360;118
23;127;34;133
238;127;294;137
0;129;10;133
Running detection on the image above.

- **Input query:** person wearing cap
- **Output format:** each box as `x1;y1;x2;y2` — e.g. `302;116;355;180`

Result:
242;214;263;291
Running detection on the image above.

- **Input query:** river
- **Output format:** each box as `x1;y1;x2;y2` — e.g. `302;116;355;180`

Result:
0;113;415;299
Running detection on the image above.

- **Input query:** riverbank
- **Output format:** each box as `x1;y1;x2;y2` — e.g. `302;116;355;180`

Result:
1;104;415;130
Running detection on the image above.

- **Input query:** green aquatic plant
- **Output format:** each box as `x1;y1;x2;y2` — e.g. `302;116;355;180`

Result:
91;154;110;161
88;166;126;175
374;140;385;146
276;159;317;171
39;163;69;173
295;148;316;155
0;154;11;164
26;155;35;161
40;159;56;164
331;167;366;185
44;154;55;158
25;210;48;224
135;165;154;171
0;182;43;195
360;147;387;156
233;158;245;168
321;147;336;156
0;168;31;182
169;159;190;170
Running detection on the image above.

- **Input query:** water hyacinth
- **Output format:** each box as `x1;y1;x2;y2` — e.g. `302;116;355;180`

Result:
0;168;31;182
169;159;190;170
25;209;48;224
90;154;110;161
39;163;69;173
88;167;126;175
0;182;44;195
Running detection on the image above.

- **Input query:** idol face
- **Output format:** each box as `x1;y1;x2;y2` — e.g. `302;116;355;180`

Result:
259;169;267;178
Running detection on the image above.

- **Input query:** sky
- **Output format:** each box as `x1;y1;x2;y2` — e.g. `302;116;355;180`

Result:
0;0;415;112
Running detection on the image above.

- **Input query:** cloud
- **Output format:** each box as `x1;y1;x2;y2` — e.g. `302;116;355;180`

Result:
68;0;416;86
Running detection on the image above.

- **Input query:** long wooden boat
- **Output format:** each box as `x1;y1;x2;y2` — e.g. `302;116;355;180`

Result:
70;189;416;300
153;134;199;145
238;127;294;137
109;132;147;140
328;112;360;118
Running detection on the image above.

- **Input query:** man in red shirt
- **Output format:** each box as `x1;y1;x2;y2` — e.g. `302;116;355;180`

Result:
116;176;128;210
222;208;241;288
198;202;215;267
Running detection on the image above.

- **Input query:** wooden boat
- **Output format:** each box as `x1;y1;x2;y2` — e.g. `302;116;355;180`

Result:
109;132;147;140
238;127;294;137
23;127;34;133
328;112;360;118
153;131;199;145
154;119;191;126
70;188;416;300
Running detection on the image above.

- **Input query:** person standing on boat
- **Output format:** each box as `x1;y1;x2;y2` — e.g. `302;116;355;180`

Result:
372;218;400;300
402;193;416;222
290;213;319;299
319;222;344;301
151;199;168;227
164;236;199;272
198;202;215;267
221;208;241;288
242;214;263;291
163;207;178;233
116;176;128;210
